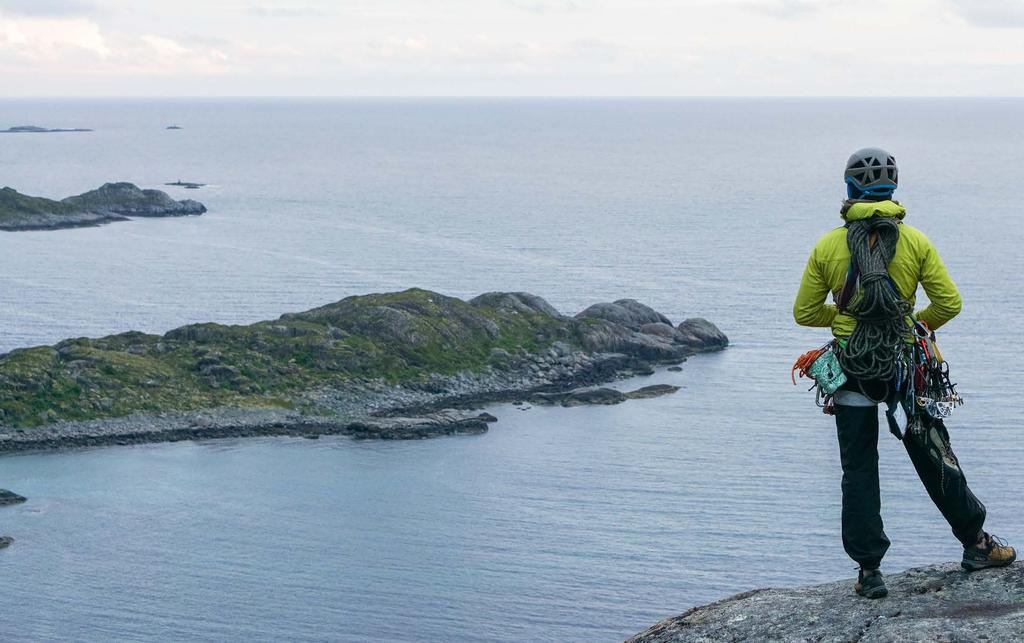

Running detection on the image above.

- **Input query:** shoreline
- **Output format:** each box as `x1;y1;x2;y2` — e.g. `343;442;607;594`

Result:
0;350;702;455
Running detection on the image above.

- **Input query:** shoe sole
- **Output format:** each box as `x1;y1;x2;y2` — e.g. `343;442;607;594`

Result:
855;585;888;599
962;551;1017;572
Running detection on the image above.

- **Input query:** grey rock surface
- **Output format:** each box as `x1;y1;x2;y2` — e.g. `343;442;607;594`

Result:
561;387;628;406
470;292;564;318
63;182;206;217
0;489;27;506
625;384;681;399
577;322;690;362
530;387;628;407
0;407;493;452
628;563;1024;643
1;125;92;133
576;302;727;363
531;384;680;406
640;322;683;340
676;318;729;351
1;182;206;231
577;299;672;330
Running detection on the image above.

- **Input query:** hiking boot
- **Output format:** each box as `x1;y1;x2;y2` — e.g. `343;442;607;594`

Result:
962;533;1017;571
854;568;888;599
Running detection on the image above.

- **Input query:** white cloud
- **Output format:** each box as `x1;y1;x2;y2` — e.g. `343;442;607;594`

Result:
0;0;93;16
737;0;842;19
245;4;331;18
139;34;191;57
505;0;583;13
0;14;110;60
2;0;1024;96
0;15;231;76
348;33;630;75
119;35;230;75
946;0;1024;27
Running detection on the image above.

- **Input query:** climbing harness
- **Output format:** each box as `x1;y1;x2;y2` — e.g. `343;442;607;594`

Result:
793;317;965;435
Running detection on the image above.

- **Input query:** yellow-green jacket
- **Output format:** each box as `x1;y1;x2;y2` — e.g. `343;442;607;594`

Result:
793;200;961;337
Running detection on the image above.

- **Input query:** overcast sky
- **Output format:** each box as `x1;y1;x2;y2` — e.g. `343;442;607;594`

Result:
2;0;1024;96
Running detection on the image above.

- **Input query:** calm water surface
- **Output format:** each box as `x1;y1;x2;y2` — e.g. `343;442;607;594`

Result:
1;99;1023;641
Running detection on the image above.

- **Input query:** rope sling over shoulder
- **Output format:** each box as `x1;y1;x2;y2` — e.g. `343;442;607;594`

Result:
837;213;912;389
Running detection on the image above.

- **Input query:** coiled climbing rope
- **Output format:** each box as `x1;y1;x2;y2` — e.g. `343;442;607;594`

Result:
839;215;912;384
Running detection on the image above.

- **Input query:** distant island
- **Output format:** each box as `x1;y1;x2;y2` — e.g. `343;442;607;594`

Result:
165;180;206;189
0;182;207;232
0;289;727;451
166;125;183;130
1;125;93;133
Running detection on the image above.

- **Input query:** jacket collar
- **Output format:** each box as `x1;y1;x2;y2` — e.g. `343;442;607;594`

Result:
840;199;906;222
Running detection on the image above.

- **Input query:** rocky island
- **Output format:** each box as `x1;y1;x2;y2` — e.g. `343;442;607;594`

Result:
0;182;207;231
1;125;93;133
629;562;1024;642
0;289;727;452
0;489;26;506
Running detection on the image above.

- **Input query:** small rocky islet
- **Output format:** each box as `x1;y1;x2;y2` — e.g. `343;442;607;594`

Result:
1;125;93;133
0;182;206;231
0;489;27;506
0;489;26;548
0;289;727;452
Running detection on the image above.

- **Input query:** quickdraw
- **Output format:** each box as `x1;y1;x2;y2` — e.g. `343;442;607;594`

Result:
901;320;964;431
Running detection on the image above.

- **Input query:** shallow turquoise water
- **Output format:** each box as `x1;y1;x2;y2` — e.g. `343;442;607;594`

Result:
1;99;1023;641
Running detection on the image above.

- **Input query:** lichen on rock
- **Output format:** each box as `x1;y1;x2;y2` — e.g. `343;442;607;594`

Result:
628;563;1024;643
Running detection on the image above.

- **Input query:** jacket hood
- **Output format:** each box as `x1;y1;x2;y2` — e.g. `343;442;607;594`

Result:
840;199;906;222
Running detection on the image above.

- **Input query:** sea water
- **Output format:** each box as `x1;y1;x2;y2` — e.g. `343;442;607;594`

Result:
1;99;1023;641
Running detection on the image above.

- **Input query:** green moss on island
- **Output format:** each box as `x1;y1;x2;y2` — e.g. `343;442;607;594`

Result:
0;187;81;222
1;289;731;432
0;289;567;427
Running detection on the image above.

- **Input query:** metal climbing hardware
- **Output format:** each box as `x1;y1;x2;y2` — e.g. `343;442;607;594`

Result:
881;319;964;439
907;320;964;421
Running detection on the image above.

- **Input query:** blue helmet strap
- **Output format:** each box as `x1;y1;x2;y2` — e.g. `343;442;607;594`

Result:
846;177;895;201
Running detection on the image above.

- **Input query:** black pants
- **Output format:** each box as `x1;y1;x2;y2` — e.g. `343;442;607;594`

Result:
835;396;986;569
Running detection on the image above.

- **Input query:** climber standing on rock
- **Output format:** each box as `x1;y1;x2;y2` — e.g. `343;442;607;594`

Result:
792;148;1015;599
